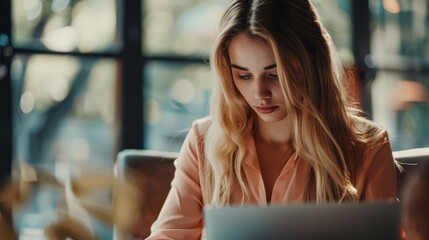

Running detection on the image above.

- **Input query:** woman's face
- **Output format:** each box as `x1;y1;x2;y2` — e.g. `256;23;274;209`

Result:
228;33;288;124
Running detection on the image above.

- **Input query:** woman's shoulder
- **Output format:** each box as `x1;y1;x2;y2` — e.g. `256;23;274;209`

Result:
190;116;212;137
355;118;392;161
192;116;212;127
354;116;389;145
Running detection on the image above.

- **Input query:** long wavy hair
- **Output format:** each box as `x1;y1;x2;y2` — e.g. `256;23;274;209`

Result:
203;0;386;206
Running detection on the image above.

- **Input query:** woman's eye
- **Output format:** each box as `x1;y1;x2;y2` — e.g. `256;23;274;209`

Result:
267;73;278;80
238;74;252;80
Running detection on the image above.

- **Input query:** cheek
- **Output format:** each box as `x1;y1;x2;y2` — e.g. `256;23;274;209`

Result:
233;80;244;95
269;82;284;98
234;82;253;102
274;87;285;100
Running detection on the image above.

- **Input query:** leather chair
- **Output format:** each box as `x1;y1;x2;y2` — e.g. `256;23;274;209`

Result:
393;147;429;200
114;149;178;240
114;147;429;239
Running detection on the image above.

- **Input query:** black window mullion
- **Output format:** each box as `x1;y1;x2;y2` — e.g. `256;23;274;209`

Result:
13;47;119;58
0;0;12;187
352;0;374;117
121;0;143;150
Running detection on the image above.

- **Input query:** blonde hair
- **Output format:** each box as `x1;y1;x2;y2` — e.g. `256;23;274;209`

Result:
204;0;386;206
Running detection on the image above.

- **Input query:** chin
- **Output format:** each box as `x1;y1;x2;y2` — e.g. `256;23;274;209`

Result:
257;114;288;124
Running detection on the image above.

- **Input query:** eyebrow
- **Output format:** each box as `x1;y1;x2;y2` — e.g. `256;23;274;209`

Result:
230;64;277;71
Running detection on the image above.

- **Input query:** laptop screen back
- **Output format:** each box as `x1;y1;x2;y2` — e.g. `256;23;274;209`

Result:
204;201;400;240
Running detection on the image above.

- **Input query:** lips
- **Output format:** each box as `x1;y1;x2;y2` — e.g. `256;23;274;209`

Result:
255;106;278;114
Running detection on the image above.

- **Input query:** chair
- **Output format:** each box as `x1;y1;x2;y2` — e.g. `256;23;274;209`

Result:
114;149;178;240
113;147;429;239
393;147;429;200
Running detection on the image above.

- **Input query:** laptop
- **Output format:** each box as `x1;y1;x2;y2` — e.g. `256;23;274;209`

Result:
204;201;400;240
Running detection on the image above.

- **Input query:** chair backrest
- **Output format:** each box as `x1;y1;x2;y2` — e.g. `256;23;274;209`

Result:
393;147;429;200
114;149;178;239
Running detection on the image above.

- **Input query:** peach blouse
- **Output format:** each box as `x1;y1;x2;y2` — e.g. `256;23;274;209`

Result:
147;118;398;240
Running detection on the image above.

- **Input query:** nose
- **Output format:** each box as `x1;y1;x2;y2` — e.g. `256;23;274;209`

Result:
254;78;272;101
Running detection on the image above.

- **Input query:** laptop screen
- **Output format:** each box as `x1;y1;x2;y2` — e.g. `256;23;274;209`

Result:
204;201;400;240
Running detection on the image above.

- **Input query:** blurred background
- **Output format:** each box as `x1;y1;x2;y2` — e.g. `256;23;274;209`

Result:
0;0;428;238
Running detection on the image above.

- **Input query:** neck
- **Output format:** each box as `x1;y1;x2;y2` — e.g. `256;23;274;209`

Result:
254;115;292;145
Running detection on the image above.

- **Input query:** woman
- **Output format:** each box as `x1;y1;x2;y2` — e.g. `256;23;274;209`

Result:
147;0;398;239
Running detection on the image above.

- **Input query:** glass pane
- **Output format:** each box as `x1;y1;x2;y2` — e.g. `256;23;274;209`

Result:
142;0;230;56
142;0;352;62
143;61;213;151
312;0;353;65
370;0;429;65
12;0;120;53
11;54;118;239
372;70;429;150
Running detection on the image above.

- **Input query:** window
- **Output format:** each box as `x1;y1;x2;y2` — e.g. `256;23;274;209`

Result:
141;0;229;151
370;0;429;150
11;0;120;238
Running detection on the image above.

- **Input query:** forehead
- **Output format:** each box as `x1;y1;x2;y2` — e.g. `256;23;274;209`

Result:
228;33;276;69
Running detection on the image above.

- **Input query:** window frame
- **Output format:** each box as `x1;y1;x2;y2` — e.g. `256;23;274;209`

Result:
0;0;12;187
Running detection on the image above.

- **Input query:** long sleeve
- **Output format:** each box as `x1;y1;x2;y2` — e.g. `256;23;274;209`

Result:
146;121;205;240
